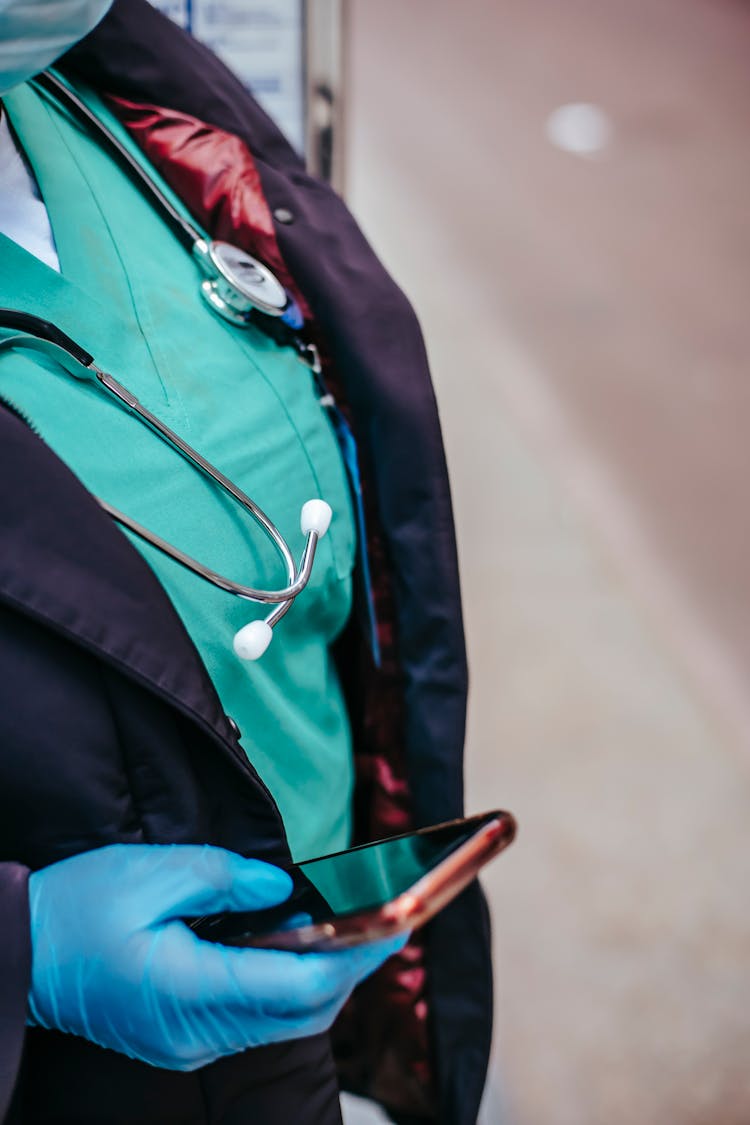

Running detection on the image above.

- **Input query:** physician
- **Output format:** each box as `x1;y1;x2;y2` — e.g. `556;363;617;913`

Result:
0;0;492;1122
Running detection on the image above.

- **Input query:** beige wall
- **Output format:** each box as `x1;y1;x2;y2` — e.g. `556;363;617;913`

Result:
343;2;750;1122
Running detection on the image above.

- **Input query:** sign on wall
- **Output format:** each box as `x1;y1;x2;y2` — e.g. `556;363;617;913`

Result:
152;0;306;156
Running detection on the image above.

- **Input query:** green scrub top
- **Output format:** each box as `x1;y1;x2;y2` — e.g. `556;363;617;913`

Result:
0;81;356;860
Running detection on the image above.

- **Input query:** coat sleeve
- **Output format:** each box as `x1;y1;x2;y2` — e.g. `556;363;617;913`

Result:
0;863;30;1122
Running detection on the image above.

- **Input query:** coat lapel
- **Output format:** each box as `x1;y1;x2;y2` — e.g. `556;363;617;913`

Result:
0;400;262;783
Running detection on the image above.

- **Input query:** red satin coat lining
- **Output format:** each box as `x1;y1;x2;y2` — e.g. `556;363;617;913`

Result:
110;97;312;319
107;97;434;1118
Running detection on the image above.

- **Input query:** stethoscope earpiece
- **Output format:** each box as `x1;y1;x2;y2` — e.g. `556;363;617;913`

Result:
232;498;333;661
233;621;273;662
300;499;332;537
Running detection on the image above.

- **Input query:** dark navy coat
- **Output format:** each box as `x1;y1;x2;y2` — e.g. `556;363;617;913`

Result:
0;4;493;1121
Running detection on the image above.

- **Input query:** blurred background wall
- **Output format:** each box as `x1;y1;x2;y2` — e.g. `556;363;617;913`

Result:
341;1;750;1122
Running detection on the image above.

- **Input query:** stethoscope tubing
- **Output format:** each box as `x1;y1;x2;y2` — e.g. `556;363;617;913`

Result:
34;71;201;254
0;325;329;615
97;366;298;598
100;497;315;622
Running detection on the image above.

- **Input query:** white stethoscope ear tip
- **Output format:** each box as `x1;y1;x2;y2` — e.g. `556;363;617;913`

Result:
300;499;332;538
233;620;273;661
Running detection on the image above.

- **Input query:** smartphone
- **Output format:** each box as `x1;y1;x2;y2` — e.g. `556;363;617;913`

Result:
188;810;516;952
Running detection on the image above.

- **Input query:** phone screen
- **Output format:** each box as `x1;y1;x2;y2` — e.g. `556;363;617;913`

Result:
190;812;501;945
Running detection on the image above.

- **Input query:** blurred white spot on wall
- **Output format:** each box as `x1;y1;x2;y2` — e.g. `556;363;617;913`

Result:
545;102;612;156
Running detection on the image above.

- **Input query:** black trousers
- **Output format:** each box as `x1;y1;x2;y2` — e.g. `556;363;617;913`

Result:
10;1029;343;1124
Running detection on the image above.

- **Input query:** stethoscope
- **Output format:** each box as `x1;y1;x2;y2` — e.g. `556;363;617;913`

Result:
0;72;339;662
35;71;320;363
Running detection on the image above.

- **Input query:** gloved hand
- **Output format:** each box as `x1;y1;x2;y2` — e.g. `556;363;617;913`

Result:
28;843;405;1070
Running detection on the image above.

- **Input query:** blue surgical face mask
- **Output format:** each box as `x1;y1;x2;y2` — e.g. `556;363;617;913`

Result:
0;0;112;95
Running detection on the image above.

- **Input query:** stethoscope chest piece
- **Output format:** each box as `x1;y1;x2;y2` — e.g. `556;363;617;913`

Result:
195;239;289;325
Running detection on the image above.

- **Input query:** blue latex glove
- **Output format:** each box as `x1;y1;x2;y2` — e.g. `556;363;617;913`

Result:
27;844;406;1070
